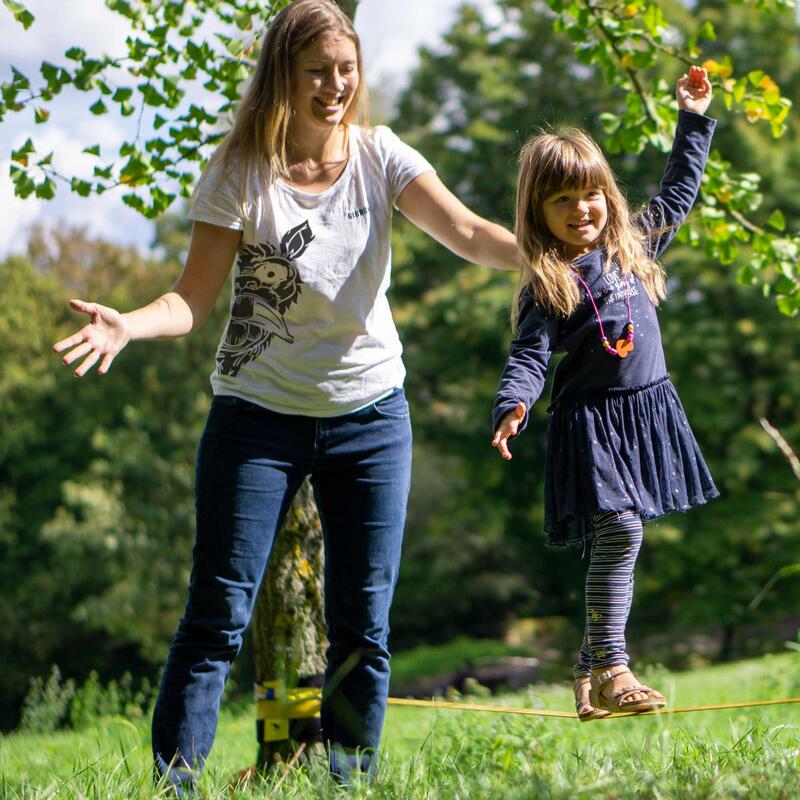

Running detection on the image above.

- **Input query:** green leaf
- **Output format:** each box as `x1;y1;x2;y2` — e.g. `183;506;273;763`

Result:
3;0;35;29
747;70;765;87
11;67;30;90
65;46;86;61
599;112;620;134
776;294;799;317
34;107;49;123
11;138;35;165
225;38;245;57
35;177;56;199
40;62;58;82
643;4;667;36
122;192;145;212
12;169;36;198
70;177;93;197
82;144;101;156
736;264;758;285
89;99;108;115
697;20;716;41
767;209;785;231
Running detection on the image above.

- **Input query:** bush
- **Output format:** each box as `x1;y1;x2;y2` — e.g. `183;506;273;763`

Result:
69;670;155;730
18;666;156;732
19;665;75;733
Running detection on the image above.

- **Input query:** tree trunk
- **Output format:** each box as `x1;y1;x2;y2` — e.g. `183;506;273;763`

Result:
253;479;328;769
251;0;357;774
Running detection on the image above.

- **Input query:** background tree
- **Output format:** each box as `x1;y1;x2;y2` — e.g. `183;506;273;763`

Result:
2;0;799;740
2;0;797;315
387;0;800;658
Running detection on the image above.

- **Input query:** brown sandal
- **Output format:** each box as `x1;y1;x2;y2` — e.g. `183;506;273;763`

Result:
574;674;611;722
590;665;667;714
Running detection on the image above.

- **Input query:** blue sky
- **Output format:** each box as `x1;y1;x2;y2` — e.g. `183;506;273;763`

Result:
1;0;496;258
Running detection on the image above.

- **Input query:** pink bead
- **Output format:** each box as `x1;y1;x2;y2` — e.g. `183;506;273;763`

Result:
626;332;634;342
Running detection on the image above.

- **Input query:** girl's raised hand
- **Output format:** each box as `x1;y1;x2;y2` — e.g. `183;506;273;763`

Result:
491;401;527;461
676;65;713;116
53;299;131;377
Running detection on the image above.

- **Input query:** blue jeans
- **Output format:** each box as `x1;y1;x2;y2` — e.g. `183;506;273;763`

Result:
151;389;412;789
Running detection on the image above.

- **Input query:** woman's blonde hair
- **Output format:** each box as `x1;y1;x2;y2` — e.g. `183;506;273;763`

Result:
513;127;666;327
211;0;369;186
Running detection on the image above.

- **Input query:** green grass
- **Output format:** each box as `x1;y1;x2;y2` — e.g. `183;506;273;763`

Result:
2;652;800;798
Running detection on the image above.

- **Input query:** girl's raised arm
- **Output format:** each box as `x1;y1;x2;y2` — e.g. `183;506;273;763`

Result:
53;222;241;376
676;65;712;116
396;171;520;271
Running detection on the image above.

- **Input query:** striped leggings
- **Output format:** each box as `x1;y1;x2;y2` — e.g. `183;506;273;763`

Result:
574;510;643;677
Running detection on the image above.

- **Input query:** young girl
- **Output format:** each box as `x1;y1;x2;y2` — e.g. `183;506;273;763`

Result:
53;0;519;790
491;66;717;720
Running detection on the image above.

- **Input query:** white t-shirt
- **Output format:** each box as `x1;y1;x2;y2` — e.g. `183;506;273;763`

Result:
189;125;434;417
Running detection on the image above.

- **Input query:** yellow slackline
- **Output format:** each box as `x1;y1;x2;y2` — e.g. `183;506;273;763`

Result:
385;695;800;720
256;682;800;738
256;682;322;742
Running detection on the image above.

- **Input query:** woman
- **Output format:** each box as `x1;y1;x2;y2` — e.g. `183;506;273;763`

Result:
53;0;518;790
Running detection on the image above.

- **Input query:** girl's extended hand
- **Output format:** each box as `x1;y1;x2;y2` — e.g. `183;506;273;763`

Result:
676;65;712;116
52;299;131;377
491;401;527;461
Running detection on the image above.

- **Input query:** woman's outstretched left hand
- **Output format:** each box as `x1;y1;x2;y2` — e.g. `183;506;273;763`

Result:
676;65;713;116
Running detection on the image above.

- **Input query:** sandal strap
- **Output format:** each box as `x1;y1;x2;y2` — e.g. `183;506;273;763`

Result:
614;685;647;701
594;665;629;686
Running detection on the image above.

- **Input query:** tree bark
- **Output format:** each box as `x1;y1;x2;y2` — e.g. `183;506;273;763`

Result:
251;0;357;773
253;479;328;769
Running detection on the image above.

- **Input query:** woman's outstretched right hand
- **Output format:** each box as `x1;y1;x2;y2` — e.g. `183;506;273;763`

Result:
53;299;131;377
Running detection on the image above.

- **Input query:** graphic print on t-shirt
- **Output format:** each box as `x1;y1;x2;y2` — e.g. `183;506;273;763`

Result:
216;220;314;377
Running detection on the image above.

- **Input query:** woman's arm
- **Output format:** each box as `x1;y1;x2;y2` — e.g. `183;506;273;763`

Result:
395;171;520;271
53;221;241;376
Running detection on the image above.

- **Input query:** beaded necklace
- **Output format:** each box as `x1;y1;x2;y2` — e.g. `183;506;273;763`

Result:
572;268;635;358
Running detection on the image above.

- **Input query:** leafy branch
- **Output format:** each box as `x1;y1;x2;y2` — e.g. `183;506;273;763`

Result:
544;0;799;316
2;0;291;217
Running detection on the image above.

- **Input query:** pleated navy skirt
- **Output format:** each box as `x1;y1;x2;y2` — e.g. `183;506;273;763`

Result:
544;376;718;546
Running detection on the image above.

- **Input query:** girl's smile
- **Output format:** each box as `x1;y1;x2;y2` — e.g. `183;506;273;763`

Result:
290;34;359;130
543;187;608;258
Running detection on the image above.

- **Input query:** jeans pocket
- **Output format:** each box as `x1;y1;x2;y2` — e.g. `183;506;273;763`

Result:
371;388;410;420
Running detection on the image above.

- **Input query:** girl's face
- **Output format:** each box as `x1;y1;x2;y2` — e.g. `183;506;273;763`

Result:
290;33;359;132
542;186;608;258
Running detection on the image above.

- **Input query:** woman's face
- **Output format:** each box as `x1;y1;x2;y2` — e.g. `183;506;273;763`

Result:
290;33;359;131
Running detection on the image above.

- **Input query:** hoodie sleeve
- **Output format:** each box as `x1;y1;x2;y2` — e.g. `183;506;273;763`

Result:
492;289;558;434
641;109;716;259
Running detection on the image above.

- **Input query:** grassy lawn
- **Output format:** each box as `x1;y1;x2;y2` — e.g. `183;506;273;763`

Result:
2;652;799;798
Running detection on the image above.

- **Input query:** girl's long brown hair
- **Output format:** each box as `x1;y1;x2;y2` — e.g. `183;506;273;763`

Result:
208;0;369;189
513;127;666;328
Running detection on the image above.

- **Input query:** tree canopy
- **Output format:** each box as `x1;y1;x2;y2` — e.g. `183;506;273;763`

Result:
2;0;798;315
2;0;799;729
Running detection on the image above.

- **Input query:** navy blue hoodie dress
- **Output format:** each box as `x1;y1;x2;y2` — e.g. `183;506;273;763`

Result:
493;110;719;546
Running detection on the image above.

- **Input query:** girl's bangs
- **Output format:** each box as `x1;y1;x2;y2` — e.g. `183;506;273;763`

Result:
543;147;610;196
